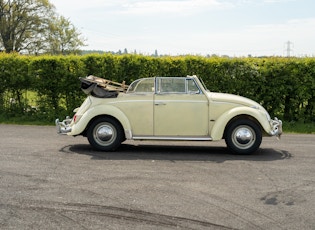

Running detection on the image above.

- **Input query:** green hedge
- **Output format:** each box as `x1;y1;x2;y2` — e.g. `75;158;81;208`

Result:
0;54;31;116
0;53;314;123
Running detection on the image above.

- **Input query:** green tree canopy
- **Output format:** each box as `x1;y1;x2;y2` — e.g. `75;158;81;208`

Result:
0;0;86;54
47;15;86;55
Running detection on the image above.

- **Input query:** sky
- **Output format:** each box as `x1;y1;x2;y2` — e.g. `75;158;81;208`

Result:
50;0;315;57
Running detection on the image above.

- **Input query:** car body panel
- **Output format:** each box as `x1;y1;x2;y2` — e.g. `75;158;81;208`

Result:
68;101;132;138
210;106;272;140
109;94;154;136
154;93;209;136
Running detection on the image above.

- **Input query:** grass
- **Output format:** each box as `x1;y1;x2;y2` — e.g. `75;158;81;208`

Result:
283;121;315;134
0;116;53;126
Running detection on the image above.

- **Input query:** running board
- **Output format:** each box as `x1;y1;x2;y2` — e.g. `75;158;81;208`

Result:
132;136;212;141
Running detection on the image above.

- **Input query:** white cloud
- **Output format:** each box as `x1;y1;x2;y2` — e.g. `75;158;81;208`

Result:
246;17;315;39
118;0;231;15
208;17;315;56
50;0;315;56
83;16;315;56
263;0;296;3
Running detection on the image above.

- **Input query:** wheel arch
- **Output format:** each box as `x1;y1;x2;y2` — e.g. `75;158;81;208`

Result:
223;114;262;139
73;104;132;139
210;107;268;141
82;114;125;140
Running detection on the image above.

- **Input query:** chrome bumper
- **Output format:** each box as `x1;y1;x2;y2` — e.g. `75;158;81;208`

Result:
270;117;283;138
55;116;72;134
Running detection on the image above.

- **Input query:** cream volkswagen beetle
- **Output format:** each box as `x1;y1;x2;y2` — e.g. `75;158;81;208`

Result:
56;75;282;154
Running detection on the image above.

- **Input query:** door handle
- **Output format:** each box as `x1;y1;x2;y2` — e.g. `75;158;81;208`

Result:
155;101;166;106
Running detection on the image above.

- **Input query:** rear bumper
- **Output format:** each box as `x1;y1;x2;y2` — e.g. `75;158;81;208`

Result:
55;117;72;135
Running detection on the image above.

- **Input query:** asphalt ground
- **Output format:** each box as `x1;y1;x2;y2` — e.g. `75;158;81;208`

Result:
0;124;314;229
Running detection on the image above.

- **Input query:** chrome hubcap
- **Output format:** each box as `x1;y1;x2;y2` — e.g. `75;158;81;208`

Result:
96;125;113;141
236;128;252;144
94;123;116;146
232;125;255;149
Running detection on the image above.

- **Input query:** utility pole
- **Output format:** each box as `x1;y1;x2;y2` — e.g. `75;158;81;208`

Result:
285;41;294;57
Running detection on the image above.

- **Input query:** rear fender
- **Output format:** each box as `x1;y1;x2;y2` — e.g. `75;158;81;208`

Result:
69;104;132;138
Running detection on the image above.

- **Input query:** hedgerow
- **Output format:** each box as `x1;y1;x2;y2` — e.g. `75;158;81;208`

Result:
0;53;314;123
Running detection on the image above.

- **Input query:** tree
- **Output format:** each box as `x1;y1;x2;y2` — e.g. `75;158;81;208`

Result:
46;15;86;55
0;0;54;53
0;0;86;54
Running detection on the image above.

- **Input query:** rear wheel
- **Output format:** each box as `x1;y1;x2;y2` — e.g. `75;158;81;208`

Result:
225;119;262;154
87;117;124;151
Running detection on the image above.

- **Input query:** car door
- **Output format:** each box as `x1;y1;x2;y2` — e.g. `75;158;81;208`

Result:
154;77;209;137
115;78;154;136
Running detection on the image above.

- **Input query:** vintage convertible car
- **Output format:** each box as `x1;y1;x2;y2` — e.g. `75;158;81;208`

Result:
56;75;282;154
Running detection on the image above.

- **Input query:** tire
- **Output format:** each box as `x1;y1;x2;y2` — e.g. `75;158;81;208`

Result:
225;119;262;155
87;117;124;151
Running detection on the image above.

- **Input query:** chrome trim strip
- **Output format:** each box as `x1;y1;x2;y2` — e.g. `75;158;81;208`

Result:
108;100;153;104
154;100;208;103
132;136;212;141
109;99;208;104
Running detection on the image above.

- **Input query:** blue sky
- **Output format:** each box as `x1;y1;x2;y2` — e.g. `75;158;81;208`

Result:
50;0;315;56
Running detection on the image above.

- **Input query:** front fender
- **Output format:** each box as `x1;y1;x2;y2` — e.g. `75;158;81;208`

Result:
210;107;271;141
69;104;132;138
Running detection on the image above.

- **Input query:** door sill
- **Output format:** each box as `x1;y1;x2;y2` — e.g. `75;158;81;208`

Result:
132;136;212;141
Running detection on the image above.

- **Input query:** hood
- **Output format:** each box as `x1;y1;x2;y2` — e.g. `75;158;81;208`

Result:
209;92;261;108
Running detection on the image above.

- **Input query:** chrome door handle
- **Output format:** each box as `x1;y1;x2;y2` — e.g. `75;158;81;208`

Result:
155;101;166;105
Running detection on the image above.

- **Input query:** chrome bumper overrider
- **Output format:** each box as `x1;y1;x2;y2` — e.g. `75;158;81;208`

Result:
55;116;72;134
270;117;283;138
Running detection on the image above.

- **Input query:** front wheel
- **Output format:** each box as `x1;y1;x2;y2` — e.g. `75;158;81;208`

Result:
225;119;262;154
87;117;124;151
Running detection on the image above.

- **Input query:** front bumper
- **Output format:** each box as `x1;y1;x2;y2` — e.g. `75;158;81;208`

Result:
270;117;283;138
55;116;72;134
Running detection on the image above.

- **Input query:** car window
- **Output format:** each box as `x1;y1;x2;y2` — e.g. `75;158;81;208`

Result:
157;77;200;94
158;78;185;93
187;79;200;94
127;78;155;94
